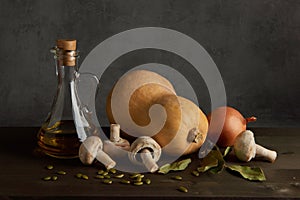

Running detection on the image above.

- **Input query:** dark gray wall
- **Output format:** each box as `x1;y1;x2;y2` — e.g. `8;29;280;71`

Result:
0;0;299;127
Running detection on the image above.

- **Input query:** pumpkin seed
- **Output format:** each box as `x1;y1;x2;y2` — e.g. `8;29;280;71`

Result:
103;179;113;184
144;178;151;185
130;173;140;179
57;171;67;175
114;174;124;178
104;175;111;179
43;176;51;181
133;181;143;186
109;168;117;174
52;176;58;181
102;171;109;176
136;176;143;182
178;186;188;193
192;170;200;177
46;165;54;170
95;175;104;179
76;173;83;179
172;175;183;180
120;179;130;184
97;170;105;175
82;175;89;180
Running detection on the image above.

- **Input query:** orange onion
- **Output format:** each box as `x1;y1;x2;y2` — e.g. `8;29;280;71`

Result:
207;106;256;147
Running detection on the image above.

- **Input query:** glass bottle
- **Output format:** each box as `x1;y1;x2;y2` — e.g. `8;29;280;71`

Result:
37;39;81;158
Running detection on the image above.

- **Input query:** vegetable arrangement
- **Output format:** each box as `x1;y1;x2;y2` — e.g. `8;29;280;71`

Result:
77;69;277;188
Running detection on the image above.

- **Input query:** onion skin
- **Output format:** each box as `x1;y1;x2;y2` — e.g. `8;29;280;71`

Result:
207;106;256;147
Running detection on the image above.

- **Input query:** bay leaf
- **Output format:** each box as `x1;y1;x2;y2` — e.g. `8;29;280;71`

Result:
158;158;192;174
209;149;225;174
226;165;266;181
197;155;218;172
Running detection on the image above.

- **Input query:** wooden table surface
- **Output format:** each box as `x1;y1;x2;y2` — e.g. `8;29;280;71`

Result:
0;127;299;199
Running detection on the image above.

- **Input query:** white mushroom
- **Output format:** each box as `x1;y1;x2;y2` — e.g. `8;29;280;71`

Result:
129;136;161;173
79;136;116;169
234;130;277;162
103;124;130;158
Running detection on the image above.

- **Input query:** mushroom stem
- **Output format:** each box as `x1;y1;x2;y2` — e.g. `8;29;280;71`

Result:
140;149;159;173
96;150;116;169
255;144;277;163
110;124;121;142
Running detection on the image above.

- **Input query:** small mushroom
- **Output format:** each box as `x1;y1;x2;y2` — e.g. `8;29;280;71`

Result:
233;130;277;162
103;124;130;157
79;136;116;169
129;136;161;173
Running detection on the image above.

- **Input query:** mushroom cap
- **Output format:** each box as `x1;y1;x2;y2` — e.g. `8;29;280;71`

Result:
79;136;103;165
234;130;256;162
129;136;162;165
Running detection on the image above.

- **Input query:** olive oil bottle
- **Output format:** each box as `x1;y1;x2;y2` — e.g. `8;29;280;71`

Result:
37;39;81;158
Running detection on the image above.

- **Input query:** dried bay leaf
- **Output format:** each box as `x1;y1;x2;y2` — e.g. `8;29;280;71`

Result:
197;156;218;172
158;158;192;174
226;165;266;181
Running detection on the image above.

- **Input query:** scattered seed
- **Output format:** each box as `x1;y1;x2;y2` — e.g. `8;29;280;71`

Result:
52;176;58;181
46;165;54;170
130;173;140;179
136;176;143;182
57;171;67;175
192;170;200;177
120;179;130;184
133;181;143;186
114;174;125;178
97;170;105;175
82;175;89;180
43;176;51;181
76;173;83;179
104;175;111;179
172;175;183;180
178;186;188;193
103;179;113;184
109;168;117;174
102;171;109;176
144;178;151;185
95;175;104;179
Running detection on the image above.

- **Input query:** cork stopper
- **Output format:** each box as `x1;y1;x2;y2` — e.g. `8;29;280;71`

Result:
56;39;77;51
56;39;77;66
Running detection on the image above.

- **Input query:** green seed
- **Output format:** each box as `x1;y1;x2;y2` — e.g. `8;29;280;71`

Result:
172;175;183;180
178;186;188;193
130;173;140;179
120;179;130;184
144;178;151;185
52;176;58;181
137;176;143;182
104;175;111;179
82;175;89;180
43;176;51;181
97;170;105;175
76;173;83;179
192;170;200;177
95;175;104;179
46;165;54;170
103;179;113;184
133;181;143;186
57;171;67;175
114;174;124;178
109;168;117;174
102;171;109;176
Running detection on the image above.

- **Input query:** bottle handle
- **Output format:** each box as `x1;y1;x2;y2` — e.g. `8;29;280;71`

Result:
71;71;102;141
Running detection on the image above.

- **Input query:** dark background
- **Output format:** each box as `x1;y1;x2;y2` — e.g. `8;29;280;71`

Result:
0;0;299;127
